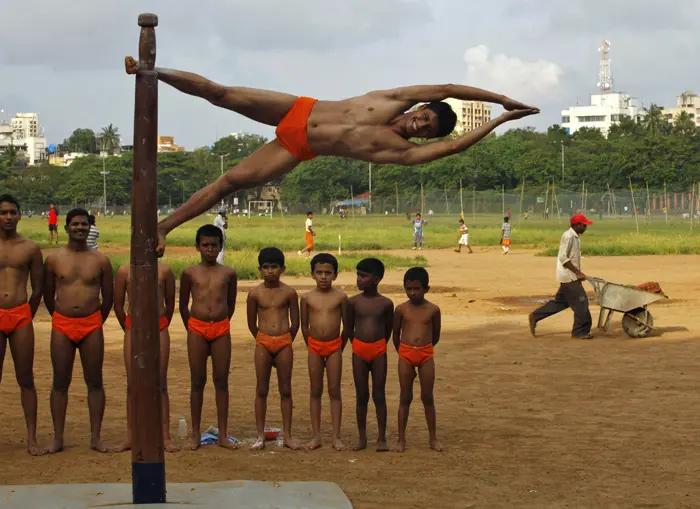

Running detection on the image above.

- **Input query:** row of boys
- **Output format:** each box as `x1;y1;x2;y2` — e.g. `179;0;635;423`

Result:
0;195;442;455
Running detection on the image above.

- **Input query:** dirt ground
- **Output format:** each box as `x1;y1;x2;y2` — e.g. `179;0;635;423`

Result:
1;248;699;508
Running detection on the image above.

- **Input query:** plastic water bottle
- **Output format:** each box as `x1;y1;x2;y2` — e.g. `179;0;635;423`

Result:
178;417;188;442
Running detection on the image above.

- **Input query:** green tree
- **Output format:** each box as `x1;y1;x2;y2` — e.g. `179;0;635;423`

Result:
60;128;98;154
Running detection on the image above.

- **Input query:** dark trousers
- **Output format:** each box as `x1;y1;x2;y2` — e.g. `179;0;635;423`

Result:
532;280;592;337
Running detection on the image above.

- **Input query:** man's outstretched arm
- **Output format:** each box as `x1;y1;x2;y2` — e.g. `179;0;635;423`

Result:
374;108;539;166
383;84;535;110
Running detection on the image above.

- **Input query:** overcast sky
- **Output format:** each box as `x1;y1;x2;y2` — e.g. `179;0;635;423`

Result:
2;0;697;149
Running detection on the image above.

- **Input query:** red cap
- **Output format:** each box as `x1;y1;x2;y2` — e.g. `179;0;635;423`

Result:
570;213;593;226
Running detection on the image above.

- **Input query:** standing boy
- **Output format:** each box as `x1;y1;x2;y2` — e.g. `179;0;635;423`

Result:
213;207;227;264
412;213;427;250
180;224;237;450
454;219;473;253
44;208;114;453
298;211;314;257
300;253;348;450
500;216;511;254
246;247;300;450
393;267;442;452
0;195;45;455
48;203;59;244
113;262;178;452
347;258;394;451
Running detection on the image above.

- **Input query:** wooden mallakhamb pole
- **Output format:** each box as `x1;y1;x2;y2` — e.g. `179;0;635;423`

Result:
130;13;166;504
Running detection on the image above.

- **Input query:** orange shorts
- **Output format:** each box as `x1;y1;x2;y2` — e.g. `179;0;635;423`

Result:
188;316;230;342
275;96;318;161
125;315;169;331
501;239;511;247
398;342;434;367
305;232;314;250
308;336;342;358
352;338;387;363
52;310;104;344
256;331;293;355
0;303;33;335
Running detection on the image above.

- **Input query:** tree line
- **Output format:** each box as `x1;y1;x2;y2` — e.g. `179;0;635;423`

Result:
1;105;699;209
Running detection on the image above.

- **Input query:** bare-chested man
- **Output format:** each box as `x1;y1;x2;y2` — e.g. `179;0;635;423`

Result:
44;208;114;453
347;258;394;452
246;247;300;450
180;225;237;450
113;262;178;453
393;267;442;452
123;57;539;256
0;195;45;455
301;253;349;451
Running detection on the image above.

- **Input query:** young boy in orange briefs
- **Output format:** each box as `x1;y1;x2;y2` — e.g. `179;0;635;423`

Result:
0;194;45;455
180;225;237;450
113;262;178;453
44;208;114;454
300;253;348;450
393;267;442;452
246;247;300;450
347;258;393;451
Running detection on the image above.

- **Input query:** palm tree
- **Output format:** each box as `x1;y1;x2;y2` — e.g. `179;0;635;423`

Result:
100;124;120;155
642;104;665;136
672;111;697;137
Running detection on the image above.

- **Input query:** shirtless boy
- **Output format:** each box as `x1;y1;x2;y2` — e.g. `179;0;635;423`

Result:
180;224;237;450
113;262;177;453
0;195;44;455
300;253;348;450
44;208;114;453
124;58;538;256
246;247;300;450
347;258;394;452
393;267;442;452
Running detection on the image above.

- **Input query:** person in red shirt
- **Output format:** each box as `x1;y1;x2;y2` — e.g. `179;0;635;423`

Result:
48;204;59;244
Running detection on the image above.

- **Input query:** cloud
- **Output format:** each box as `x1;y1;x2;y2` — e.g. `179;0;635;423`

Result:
463;45;563;103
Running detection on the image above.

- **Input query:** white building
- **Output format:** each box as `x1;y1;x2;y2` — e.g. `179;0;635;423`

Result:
662;92;700;126
0;113;47;166
561;93;643;137
443;98;492;134
11;113;40;138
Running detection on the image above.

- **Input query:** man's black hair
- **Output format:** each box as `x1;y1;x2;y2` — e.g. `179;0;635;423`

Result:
403;267;429;289
356;258;384;279
66;208;89;225
311;252;338;274
425;101;457;138
196;224;223;246
0;194;20;212
88;215;96;226
258;247;285;267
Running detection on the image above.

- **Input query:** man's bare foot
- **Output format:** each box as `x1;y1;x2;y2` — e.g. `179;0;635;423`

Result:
393;440;406;453
164;439;179;453
190;436;201;451
353;438;367;451
125;56;139;75
430;439;444;452
528;313;537;337
217;438;238;450
90;438;110;453
332;438;346;451
111;439;132;453
47;438;64;454
283;437;301;450
454;249;460;253
27;438;47;456
376;439;389;452
306;437;321;450
251;437;265;451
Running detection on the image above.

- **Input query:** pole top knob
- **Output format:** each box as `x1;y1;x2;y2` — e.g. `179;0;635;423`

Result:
138;13;159;27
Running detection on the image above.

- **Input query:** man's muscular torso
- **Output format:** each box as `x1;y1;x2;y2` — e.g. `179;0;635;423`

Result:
0;236;39;309
47;248;108;317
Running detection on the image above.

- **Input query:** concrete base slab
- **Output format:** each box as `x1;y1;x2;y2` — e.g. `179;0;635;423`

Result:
0;480;353;508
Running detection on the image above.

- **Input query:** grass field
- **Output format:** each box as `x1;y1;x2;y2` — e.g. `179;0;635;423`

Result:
18;212;700;258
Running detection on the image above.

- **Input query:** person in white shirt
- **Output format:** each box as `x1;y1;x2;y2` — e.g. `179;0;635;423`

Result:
213;207;228;264
529;214;594;339
454;218;473;253
500;216;511;254
87;215;100;250
298;211;314;257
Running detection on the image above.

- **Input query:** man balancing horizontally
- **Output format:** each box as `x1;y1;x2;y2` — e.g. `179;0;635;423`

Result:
124;57;539;255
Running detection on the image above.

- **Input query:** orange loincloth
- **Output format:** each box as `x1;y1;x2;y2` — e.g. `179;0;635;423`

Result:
305;232;314;250
256;331;293;355
52;310;104;344
352;337;387;362
398;342;434;367
188;316;230;342
275;96;319;161
0;303;33;335
307;336;342;358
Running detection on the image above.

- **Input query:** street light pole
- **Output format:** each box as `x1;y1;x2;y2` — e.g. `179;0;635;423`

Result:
100;157;110;215
219;153;229;207
560;142;565;182
368;162;372;214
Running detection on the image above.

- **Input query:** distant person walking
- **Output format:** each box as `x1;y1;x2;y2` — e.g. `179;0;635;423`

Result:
87;215;100;250
48;204;59;244
454;219;473;253
298;211;314;257
500;216;511;254
213;207;228;264
529;214;594;340
412;213;427;250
